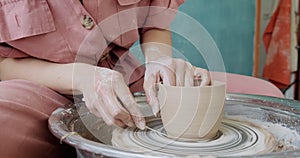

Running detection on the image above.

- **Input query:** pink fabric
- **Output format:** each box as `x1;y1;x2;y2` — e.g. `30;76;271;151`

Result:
0;0;184;157
211;72;284;98
262;0;291;86
0;0;183;85
0;0;56;42
0;80;76;158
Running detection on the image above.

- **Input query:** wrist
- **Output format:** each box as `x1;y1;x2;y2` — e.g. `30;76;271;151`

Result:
72;63;96;94
144;46;171;63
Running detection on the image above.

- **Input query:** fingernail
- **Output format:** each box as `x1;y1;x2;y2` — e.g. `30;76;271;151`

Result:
153;112;157;117
138;120;146;130
153;107;159;117
152;103;159;117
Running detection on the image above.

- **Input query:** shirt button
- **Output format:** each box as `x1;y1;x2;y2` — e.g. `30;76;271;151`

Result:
80;15;94;30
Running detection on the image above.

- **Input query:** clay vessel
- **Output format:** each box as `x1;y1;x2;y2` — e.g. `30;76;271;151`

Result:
157;81;226;140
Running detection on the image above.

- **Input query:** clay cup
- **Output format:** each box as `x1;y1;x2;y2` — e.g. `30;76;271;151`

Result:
157;81;226;140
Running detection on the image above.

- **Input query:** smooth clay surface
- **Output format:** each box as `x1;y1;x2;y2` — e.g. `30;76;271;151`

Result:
157;81;226;140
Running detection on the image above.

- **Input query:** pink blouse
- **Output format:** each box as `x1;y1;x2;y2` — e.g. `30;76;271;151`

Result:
0;0;184;84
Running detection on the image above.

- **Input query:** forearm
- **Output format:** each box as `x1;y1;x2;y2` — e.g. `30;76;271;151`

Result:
141;28;172;61
0;57;146;128
0;57;94;95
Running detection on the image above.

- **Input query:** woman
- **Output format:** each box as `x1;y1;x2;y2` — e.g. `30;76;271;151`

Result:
0;0;210;157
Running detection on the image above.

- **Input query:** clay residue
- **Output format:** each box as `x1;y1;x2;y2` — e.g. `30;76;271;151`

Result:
111;117;288;157
273;140;296;152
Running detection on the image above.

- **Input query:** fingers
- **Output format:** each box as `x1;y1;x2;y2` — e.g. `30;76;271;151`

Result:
159;68;176;86
173;59;194;87
174;60;185;86
147;58;176;86
83;93;124;127
144;59;176;116
114;81;146;130
182;60;194;86
100;85;134;127
83;94;103;118
83;68;146;129
143;72;160;116
94;82;130;128
145;58;211;88
95;99;127;128
185;66;194;86
194;67;211;86
172;59;211;87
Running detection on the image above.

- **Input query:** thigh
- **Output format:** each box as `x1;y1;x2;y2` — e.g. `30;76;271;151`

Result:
0;79;76;158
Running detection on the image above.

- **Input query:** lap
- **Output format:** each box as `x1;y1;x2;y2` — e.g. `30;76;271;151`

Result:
0;79;76;158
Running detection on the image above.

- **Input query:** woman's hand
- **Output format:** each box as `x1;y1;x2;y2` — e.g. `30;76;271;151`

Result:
0;58;145;129
75;65;146;130
143;56;211;115
140;29;210;115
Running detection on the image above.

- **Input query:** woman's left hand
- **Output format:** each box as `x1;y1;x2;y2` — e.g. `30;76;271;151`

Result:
143;56;211;115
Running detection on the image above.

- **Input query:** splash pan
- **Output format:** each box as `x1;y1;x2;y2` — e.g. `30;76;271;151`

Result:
49;93;300;157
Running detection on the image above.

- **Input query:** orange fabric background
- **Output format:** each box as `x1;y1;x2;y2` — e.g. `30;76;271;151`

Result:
263;0;291;86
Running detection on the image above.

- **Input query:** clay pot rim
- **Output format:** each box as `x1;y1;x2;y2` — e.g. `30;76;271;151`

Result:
157;80;225;89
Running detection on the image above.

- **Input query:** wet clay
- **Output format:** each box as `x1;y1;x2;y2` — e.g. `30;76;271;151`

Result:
111;117;277;156
157;81;226;140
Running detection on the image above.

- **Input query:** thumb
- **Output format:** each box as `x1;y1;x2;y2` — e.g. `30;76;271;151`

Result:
143;74;160;116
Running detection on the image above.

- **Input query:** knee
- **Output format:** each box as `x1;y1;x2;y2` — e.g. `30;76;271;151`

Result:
0;79;76;158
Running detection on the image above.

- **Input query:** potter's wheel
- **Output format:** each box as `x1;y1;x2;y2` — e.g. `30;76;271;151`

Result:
112;117;276;156
49;93;300;157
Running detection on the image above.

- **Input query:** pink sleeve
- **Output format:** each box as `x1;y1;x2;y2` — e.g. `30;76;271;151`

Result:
0;43;29;58
140;0;185;34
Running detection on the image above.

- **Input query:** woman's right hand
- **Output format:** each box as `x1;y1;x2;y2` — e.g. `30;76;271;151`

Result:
0;58;145;129
75;65;145;129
